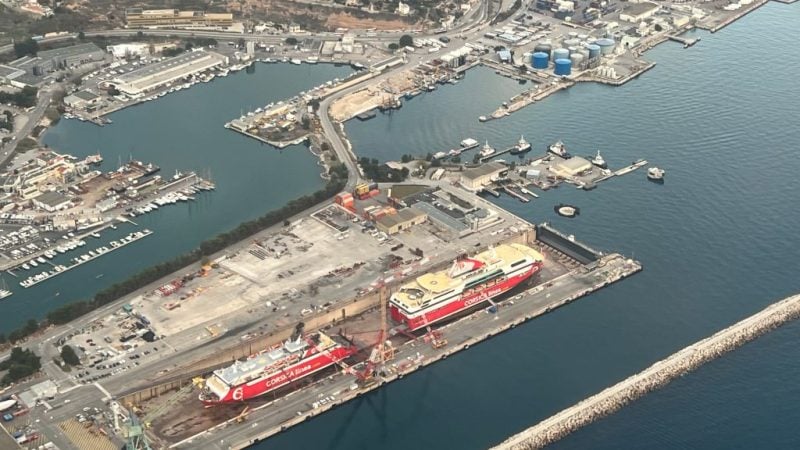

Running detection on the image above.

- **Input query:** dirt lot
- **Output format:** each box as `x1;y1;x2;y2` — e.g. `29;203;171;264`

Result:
326;12;415;31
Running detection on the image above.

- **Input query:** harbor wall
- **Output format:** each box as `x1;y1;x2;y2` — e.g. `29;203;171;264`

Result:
491;292;800;450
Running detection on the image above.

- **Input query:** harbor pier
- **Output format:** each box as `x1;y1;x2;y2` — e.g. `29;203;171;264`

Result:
492;292;800;450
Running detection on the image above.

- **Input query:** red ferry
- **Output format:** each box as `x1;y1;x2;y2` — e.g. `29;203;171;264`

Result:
389;243;543;331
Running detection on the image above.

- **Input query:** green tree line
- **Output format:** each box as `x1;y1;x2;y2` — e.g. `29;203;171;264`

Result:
0;178;346;343
0;87;39;108
0;347;41;386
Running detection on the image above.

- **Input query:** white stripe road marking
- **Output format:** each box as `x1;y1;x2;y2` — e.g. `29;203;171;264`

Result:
94;382;112;400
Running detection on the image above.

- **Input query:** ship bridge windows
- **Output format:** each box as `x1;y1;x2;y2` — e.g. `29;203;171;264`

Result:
399;287;425;300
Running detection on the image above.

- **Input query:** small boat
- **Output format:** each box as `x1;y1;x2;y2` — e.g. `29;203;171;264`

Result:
591;150;607;169
548;141;570;158
510;135;531;155
647;167;665;183
29;261;38;267
480;141;496;158
555;203;580;218
0;277;12;300
22;264;30;270
90;232;101;238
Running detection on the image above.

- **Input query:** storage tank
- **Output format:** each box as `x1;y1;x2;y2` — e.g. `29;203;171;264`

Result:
596;38;615;55
568;31;579;39
578;48;590;60
532;52;549;69
552;48;569;62
534;43;552;57
587;44;601;59
567;46;579;55
570;53;585;69
578;34;589;40
554;59;572;76
563;38;581;48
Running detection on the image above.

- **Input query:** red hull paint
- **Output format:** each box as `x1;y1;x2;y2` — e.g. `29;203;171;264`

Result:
203;346;356;404
391;262;542;331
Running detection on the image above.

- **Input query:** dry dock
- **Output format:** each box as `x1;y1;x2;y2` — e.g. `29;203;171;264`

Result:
153;225;641;449
492;292;800;450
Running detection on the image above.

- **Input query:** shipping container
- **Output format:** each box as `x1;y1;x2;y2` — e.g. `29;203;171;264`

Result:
368;189;380;198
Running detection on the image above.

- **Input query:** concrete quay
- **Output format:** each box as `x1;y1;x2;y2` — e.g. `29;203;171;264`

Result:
491;292;800;450
167;250;641;449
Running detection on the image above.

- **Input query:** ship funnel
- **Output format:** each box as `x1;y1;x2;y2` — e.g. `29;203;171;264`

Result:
291;322;305;341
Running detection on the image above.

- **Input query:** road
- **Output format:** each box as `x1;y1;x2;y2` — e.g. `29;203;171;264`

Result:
0;88;53;167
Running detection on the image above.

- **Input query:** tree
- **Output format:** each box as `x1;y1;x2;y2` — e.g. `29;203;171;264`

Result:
425;152;433;162
399;34;414;48
388;43;399;51
285;37;298;45
401;154;412;163
77;31;86;41
60;345;80;366
451;156;461;163
237;38;246;48
136;31;144;38
13;38;39;58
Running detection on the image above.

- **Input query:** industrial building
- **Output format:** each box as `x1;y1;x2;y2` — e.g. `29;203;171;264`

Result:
553;157;593;177
125;9;234;29
32;191;72;212
620;2;660;23
460;162;508;190
0;64;26;88
35;43;105;72
112;50;227;96
63;90;102;109
375;207;427;234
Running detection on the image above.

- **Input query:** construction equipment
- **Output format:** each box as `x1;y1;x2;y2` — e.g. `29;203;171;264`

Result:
121;382;195;449
355;286;396;384
235;406;251;423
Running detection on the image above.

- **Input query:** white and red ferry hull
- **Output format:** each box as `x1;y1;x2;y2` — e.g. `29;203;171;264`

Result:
390;262;542;331
202;346;356;404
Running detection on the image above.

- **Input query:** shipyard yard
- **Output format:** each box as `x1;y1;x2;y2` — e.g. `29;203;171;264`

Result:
3;179;639;450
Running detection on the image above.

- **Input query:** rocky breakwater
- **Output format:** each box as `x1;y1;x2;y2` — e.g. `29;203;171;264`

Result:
492;293;800;450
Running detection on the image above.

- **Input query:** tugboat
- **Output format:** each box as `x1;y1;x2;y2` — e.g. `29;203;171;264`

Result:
647;167;665;183
480;141;496;158
591;150;607;169
548;141;570;158
510;135;532;155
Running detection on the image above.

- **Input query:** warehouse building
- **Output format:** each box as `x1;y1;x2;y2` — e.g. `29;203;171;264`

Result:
552;156;593;178
63;90;102;109
620;2;660;22
0;64;26;87
32;191;72;212
125;8;234;29
375;207;427;235
112;50;227;96
35;43;105;72
460;162;508;190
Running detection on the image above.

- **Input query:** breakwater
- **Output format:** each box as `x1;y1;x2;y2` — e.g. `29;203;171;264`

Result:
492;292;800;450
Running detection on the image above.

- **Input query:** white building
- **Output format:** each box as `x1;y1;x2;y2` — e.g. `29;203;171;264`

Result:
107;43;151;59
397;2;411;15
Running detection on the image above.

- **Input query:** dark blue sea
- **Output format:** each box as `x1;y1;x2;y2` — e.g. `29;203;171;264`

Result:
256;3;800;449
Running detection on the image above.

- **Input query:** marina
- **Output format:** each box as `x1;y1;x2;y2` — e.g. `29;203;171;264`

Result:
18;230;153;288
